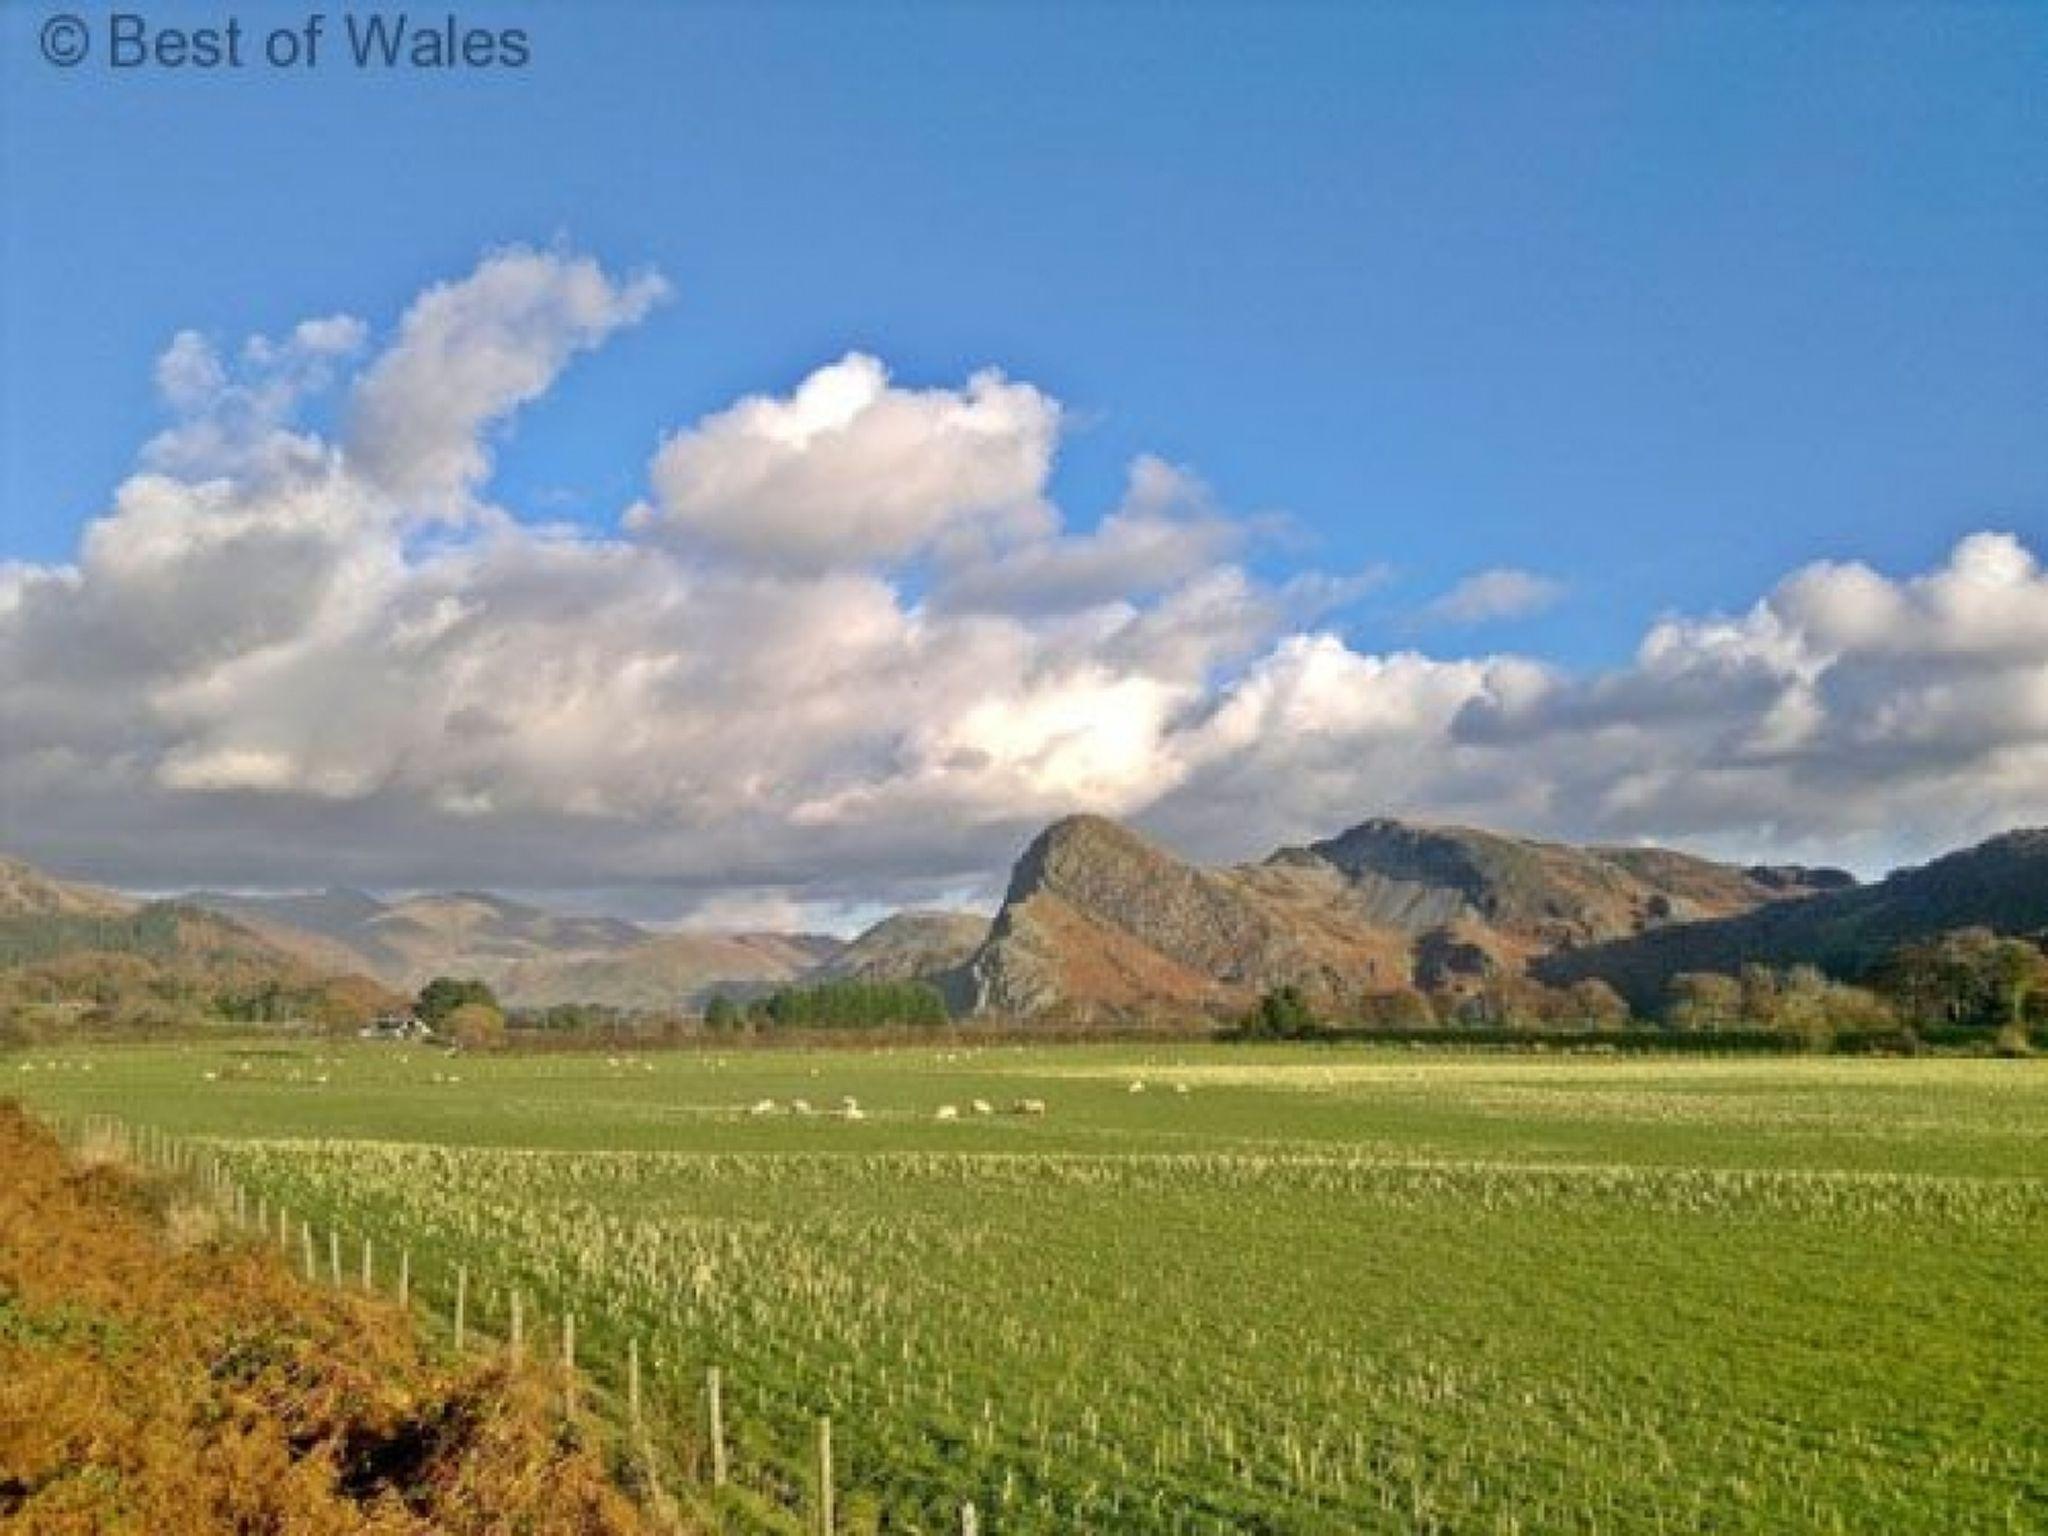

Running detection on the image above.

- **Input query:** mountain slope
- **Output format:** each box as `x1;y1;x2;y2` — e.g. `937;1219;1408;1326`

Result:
0;856;135;920
496;931;842;1011
1539;829;2048;1009
958;814;1853;1018
182;886;844;1010
812;911;988;986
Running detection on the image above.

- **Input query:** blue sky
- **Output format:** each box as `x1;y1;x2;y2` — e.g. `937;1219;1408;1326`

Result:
2;2;2046;908
7;2;2041;665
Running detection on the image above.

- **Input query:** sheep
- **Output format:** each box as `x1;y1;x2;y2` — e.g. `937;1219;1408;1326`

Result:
1128;1080;1148;1094
934;1104;960;1121
789;1098;814;1116
841;1105;867;1121
1174;1082;1191;1096
840;1095;860;1112
971;1098;994;1116
1013;1098;1047;1116
748;1098;778;1116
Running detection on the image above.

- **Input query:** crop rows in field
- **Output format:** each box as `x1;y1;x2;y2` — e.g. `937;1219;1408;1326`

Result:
208;1137;2048;1534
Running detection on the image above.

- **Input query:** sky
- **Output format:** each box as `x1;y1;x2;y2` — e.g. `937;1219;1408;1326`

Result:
1;2;2044;925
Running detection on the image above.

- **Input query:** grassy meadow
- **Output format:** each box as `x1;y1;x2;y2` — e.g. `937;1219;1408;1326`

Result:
11;1042;2046;1532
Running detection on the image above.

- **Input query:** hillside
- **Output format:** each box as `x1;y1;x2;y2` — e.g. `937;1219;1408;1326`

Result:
494;930;843;1011
957;815;1853;1019
812;911;988;986
0;1104;651;1532
185;888;840;1010
1540;829;2048;1009
0;855;134;920
0;858;400;1031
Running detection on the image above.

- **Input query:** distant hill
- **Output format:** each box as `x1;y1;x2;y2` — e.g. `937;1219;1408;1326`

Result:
496;931;843;1011
0;855;398;1029
1539;829;2048;1009
813;911;988;987
183;887;842;1010
0;856;134;921
955;815;1857;1019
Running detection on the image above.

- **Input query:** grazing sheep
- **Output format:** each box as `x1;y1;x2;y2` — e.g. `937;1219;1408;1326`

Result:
749;1098;778;1116
1013;1098;1047;1116
840;1096;860;1112
790;1098;814;1116
1128;1080;1148;1094
841;1105;867;1121
971;1098;994;1116
1174;1082;1191;1096
935;1104;960;1121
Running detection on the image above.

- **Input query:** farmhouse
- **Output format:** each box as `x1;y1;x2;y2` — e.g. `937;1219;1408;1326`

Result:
358;1013;434;1042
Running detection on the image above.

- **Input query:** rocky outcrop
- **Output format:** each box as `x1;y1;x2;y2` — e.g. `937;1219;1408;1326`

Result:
958;814;1863;1019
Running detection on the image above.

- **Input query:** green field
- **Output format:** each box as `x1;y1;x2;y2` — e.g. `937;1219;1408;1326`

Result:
12;1043;2047;1533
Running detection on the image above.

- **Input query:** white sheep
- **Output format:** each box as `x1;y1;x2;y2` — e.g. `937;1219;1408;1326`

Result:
840;1095;860;1112
1128;1080;1148;1094
841;1105;867;1121
1014;1098;1048;1116
971;1098;994;1116
790;1098;814;1116
749;1098;778;1116
935;1104;960;1121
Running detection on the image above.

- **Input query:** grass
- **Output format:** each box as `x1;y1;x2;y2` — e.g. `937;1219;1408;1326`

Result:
11;1041;2047;1532
0;1101;655;1534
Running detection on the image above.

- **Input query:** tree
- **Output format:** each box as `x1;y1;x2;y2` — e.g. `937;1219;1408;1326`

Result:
1244;984;1317;1038
703;994;742;1032
416;975;498;1028
444;1000;506;1050
1567;977;1631;1031
1664;972;1742;1032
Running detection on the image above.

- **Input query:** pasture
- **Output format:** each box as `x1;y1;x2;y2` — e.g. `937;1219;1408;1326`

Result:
12;1043;2047;1532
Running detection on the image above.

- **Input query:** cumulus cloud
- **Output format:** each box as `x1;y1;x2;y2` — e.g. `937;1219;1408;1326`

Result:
3;247;2045;908
636;352;1058;569
1421;566;1564;626
347;246;667;511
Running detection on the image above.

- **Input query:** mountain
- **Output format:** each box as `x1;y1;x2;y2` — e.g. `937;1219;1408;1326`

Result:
183;887;841;1010
1538;829;2048;1009
957;815;1854;1019
1;854;398;1027
494;931;843;1011
0;856;133;920
812;911;988;987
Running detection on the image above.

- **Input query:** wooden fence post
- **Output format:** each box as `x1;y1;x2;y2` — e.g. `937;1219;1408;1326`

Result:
398;1248;410;1309
563;1312;578;1418
361;1236;373;1291
627;1337;642;1426
510;1290;524;1360
301;1221;315;1280
961;1502;979;1536
816;1415;834;1536
707;1366;728;1487
328;1229;341;1285
454;1264;468;1350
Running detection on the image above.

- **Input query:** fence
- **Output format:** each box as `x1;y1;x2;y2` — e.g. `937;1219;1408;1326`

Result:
42;1109;987;1536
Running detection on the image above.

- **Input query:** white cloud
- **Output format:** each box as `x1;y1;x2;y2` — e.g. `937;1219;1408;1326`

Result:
3;249;2045;909
347;246;668;511
1422;566;1564;626
637;352;1059;569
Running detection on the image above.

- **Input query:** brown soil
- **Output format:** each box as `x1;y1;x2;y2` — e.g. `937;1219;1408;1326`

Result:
0;1101;659;1534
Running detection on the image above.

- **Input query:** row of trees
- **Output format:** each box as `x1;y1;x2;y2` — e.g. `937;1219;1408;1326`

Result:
1239;928;2047;1050
704;979;949;1033
1240;977;1632;1039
